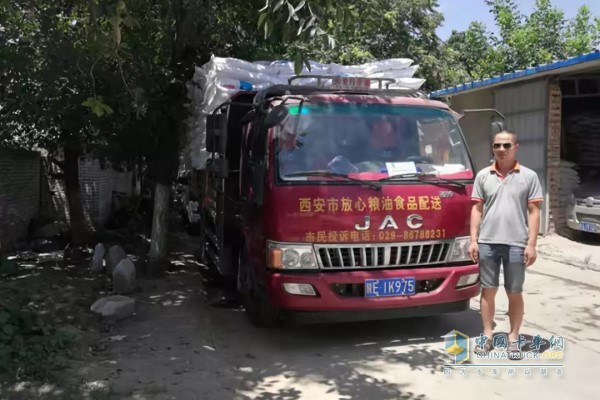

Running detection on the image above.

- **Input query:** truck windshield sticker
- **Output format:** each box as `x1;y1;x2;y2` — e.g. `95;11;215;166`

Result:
385;162;417;175
276;104;474;181
298;195;442;213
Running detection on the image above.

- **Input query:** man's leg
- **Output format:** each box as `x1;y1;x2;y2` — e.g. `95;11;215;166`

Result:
504;246;526;344
506;292;524;342
478;244;501;343
481;288;498;340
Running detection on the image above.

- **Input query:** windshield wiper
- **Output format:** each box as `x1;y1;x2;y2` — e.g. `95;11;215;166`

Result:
378;172;466;188
284;170;381;191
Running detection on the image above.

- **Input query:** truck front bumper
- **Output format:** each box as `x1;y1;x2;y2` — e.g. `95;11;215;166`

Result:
266;264;480;316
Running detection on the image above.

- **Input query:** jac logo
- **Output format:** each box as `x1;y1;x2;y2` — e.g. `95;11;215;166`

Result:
355;214;424;230
406;214;424;229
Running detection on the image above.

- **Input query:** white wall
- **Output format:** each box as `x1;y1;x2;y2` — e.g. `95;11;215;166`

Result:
79;157;136;228
445;80;550;234
494;79;549;234
447;90;495;173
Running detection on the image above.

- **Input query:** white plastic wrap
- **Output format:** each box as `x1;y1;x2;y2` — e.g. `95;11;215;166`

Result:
184;55;425;170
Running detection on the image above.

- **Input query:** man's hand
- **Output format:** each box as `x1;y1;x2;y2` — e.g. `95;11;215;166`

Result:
524;244;537;267
469;241;479;264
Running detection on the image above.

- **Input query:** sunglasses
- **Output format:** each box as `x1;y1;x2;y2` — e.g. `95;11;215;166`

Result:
493;142;513;150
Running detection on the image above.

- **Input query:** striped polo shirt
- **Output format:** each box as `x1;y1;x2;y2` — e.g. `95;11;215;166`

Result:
471;161;544;247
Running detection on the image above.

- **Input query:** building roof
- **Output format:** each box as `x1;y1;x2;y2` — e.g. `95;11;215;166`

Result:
429;50;600;98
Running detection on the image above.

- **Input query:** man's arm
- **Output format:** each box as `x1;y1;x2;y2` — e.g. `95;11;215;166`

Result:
470;202;483;243
524;201;542;267
527;202;541;246
526;173;544;248
469;201;483;262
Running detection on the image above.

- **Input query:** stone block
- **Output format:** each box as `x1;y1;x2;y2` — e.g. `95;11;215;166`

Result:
106;245;127;274
113;257;136;294
90;295;135;320
91;243;105;273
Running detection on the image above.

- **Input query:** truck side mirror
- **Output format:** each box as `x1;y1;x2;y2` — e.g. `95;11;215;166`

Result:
264;105;289;128
206;113;228;153
491;121;504;135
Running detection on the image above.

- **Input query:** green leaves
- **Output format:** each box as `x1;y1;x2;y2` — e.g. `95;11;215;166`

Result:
258;0;341;64
294;55;304;75
1;303;75;378
0;311;10;325
82;97;114;117
565;5;599;57
446;0;600;87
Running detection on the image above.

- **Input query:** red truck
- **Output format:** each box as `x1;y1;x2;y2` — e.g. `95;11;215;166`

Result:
199;75;492;327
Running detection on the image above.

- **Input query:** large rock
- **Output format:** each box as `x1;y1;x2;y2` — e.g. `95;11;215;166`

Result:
113;258;136;294
90;296;135;320
91;243;105;273
106;245;127;274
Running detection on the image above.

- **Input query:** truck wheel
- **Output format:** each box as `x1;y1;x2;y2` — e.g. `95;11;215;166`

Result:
238;250;281;328
243;284;282;328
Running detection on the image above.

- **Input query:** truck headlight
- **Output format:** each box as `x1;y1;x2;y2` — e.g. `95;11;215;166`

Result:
448;236;471;263
267;242;318;270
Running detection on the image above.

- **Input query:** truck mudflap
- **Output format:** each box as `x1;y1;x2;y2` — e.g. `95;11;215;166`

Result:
266;264;480;314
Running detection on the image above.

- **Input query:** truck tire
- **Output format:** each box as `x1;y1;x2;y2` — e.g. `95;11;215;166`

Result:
238;248;281;328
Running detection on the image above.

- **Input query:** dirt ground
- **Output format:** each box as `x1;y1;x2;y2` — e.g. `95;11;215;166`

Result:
0;231;265;400
1;231;599;399
0;230;461;399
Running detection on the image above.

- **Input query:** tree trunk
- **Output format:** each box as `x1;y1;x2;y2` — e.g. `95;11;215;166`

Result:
63;140;91;246
148;181;170;276
146;80;186;276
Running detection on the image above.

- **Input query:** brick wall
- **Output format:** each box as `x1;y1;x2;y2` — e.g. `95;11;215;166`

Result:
546;81;562;234
1;148;134;252
0;148;41;251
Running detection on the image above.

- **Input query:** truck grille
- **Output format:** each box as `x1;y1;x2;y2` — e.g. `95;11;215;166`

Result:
315;241;452;270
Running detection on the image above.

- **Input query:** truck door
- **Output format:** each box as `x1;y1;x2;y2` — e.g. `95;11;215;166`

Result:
241;116;268;266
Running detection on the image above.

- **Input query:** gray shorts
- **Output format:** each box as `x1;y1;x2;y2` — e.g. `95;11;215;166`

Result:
478;243;525;293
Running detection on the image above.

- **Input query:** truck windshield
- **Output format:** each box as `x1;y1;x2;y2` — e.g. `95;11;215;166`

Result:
275;103;474;182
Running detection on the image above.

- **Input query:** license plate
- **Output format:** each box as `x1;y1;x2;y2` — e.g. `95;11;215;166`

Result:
365;277;416;298
580;222;597;233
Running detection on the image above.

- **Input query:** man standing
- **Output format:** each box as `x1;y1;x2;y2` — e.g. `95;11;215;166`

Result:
468;131;544;358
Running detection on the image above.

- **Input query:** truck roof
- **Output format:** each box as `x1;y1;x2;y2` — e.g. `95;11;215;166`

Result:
247;83;448;110
220;83;450;115
306;94;450;109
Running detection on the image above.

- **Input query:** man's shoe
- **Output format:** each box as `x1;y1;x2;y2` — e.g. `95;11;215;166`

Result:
475;341;493;354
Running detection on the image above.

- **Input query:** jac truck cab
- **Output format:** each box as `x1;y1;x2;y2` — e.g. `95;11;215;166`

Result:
199;75;493;327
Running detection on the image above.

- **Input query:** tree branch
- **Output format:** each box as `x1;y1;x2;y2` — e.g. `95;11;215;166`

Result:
50;157;65;170
118;61;135;99
90;56;101;98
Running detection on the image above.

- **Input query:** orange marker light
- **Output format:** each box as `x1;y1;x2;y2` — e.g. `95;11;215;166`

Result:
268;248;283;269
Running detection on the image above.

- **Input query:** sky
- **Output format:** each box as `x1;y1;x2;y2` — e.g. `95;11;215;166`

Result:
436;0;600;40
